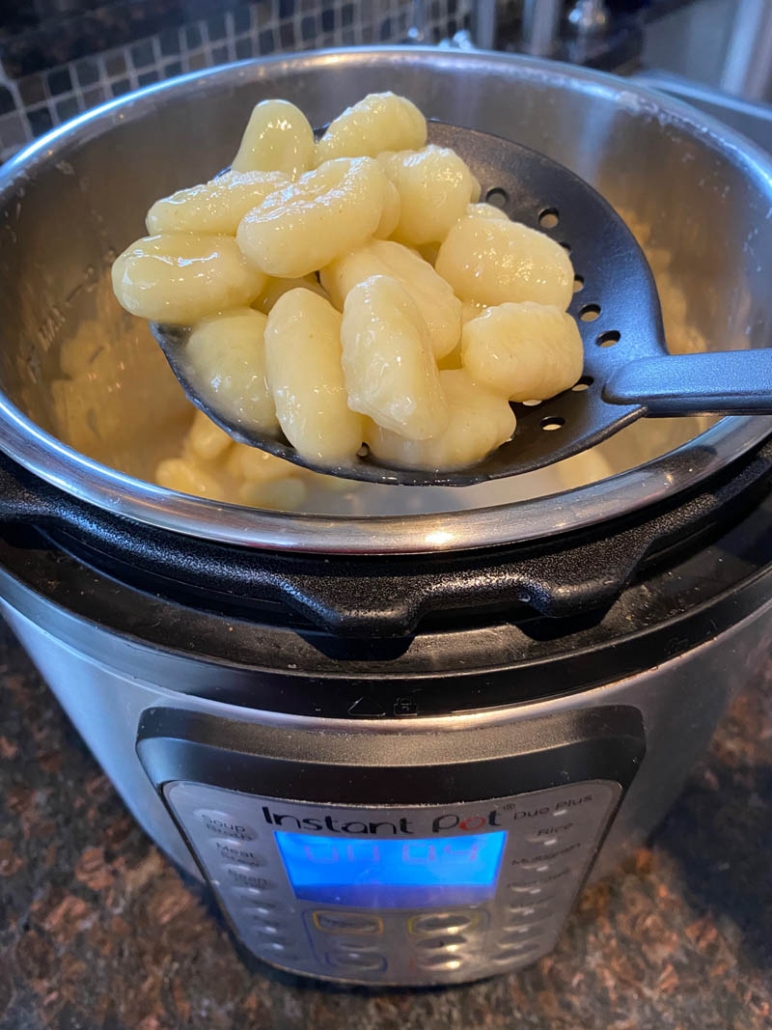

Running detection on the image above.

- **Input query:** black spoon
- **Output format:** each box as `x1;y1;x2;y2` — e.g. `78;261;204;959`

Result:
153;121;772;488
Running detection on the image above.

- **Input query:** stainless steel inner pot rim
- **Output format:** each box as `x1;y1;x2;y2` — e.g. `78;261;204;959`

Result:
2;48;772;555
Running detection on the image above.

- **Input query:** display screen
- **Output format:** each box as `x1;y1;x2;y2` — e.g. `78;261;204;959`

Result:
274;831;507;908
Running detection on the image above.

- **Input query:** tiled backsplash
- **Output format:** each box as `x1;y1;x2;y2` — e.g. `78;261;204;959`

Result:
0;0;473;161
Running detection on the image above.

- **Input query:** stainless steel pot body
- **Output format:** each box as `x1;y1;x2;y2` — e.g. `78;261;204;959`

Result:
2;572;771;985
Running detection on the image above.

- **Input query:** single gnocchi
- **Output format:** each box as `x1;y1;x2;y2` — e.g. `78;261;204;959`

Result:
461;301;583;402
184;308;278;433
367;369;516;472
341;275;449;441
264;289;365;464
232;98;316;178
146;169;289;235
321;239;461;359
436;214;574;310
379;146;479;245
315;92;427;163
236;157;389;278
111;234;265;324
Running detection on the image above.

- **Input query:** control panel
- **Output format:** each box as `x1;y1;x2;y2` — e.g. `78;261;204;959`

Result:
165;779;621;985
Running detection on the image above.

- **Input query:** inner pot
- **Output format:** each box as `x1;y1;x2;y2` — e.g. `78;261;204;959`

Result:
1;48;772;553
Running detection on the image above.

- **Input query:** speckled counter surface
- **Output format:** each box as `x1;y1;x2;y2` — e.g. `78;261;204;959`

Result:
1;619;771;1030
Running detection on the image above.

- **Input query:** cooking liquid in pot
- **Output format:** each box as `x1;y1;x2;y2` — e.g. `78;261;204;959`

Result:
49;210;715;517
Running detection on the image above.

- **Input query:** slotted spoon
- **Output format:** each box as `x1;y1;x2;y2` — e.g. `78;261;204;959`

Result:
153;121;772;488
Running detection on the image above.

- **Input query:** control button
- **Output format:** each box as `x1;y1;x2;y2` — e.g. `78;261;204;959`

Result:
212;839;266;867
408;912;481;935
250;920;284;936
515;856;573;874
506;900;554;918
224;865;275;890
312;912;384;935
242;903;279;918
526;823;575;844
500;923;547;942
508;883;555;897
413;953;464;971
231;885;277;902
256;940;297;957
491;942;543;965
326;951;387;972
508;867;571;887
195;809;257;840
415;935;468;953
503;912;553;933
327;937;382;954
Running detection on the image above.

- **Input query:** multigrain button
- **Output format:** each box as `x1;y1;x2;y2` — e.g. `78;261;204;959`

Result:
326;951;387;972
408;912;478;935
312;911;383;935
212;839;266;866
515;855;574;874
195;809;257;840
224;865;276;890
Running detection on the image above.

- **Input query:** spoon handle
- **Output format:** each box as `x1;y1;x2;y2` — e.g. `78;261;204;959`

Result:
603;349;772;416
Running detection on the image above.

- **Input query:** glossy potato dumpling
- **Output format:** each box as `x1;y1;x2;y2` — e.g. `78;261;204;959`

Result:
368;369;516;471
237;157;388;278
321;239;461;359
146;169;288;236
111;234;265;324
462;301;584;402
436;214;574;310
232;98;315;178
341;275;449;440
315;92;427;163
265;289;364;464
184;308;278;432
379;146;479;245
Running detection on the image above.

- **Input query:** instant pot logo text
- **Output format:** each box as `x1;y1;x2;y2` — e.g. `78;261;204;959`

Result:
259;799;595;835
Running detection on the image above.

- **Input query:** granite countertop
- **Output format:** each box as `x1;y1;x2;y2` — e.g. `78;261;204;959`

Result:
1;619;772;1030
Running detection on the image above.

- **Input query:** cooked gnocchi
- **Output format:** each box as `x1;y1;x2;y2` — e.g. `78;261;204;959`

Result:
184;307;278;433
236;157;390;278
379;146;480;245
111;233;265;324
111;91;584;497
462;302;583;403
265;289;365;464
231;98;315;178
340;275;449;440
436;214;574;309
367;370;516;472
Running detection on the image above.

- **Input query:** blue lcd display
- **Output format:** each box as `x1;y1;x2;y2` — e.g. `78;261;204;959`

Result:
274;831;507;908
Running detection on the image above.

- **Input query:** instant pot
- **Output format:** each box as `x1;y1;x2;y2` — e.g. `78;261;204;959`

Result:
2;50;772;987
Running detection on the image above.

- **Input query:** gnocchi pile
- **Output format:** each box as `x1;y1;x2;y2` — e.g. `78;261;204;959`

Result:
111;92;583;499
